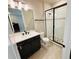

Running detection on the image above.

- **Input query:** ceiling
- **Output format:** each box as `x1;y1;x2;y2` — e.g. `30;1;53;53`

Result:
23;0;61;4
44;0;60;4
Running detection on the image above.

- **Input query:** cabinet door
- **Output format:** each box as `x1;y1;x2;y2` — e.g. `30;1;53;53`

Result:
17;42;32;59
17;35;41;59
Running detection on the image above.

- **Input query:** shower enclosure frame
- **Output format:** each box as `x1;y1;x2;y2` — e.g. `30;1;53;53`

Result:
45;3;67;47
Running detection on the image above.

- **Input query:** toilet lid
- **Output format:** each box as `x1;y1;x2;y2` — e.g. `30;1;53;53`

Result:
42;38;49;42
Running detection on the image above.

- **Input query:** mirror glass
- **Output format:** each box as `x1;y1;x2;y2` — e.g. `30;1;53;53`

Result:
8;8;25;33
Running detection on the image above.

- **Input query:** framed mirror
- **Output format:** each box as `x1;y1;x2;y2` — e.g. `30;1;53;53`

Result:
8;8;25;33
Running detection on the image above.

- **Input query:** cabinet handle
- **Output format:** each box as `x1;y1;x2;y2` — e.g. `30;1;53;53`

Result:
19;46;22;50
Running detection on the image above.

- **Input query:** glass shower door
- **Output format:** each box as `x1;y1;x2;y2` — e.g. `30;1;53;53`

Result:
54;5;67;44
45;9;53;39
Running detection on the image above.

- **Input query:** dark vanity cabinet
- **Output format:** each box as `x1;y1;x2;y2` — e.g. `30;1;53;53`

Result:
16;35;41;59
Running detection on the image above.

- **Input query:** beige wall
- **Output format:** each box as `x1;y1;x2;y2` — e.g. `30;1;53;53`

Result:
44;2;52;11
22;0;45;33
22;10;34;31
25;0;44;19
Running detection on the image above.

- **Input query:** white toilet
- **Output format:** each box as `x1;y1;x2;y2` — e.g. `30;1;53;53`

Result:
40;32;50;47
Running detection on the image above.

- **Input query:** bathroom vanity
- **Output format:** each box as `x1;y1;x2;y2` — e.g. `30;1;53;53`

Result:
9;31;41;59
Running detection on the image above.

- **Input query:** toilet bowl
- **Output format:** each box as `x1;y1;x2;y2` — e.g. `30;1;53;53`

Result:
40;32;50;47
40;32;50;41
41;37;51;48
42;37;49;43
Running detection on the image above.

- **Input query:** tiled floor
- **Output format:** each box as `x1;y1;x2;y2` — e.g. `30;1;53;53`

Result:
28;42;63;59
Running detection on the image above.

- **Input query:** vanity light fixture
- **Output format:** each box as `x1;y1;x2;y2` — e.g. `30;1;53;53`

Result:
8;0;31;11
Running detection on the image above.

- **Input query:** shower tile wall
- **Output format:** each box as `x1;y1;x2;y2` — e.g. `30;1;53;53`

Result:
34;20;45;33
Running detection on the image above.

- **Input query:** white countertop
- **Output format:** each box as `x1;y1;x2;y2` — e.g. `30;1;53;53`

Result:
9;31;40;44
